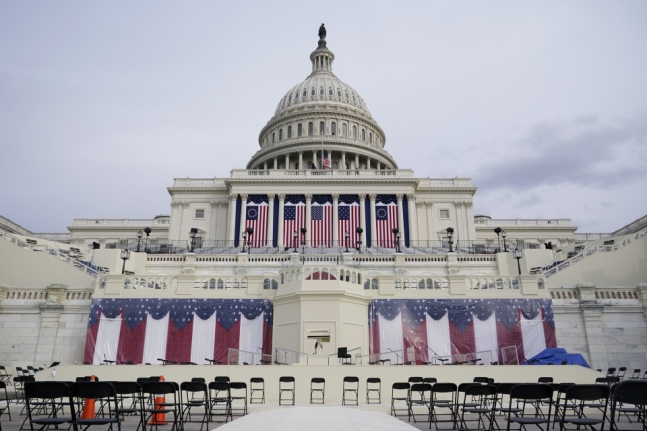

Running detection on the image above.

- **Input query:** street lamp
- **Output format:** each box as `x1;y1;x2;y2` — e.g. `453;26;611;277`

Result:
190;228;198;252
246;227;254;253
355;227;363;251
494;227;502;252
292;231;298;253
514;248;523;275
344;231;350;253
502;230;508;252
392;228;401;253
447;227;454;253
136;230;143;252
300;227;307;254
144;227;151;252
120;249;130;275
241;231;248;253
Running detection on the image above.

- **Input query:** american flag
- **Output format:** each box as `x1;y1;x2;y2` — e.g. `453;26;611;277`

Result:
375;194;398;248
246;195;268;247
283;195;306;249
310;195;332;247
338;195;361;248
322;150;331;169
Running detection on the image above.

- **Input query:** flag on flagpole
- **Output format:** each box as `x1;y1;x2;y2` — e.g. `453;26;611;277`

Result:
375;195;398;247
323;150;332;170
311;195;332;247
245;195;268;247
338;195;361;248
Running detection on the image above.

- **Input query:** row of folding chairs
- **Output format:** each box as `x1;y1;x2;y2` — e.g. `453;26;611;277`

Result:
0;366;43;385
390;379;647;431
601;367;647;381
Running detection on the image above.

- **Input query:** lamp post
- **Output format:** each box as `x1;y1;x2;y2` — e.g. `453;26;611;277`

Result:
356;227;363;251
447;227;454;252
120;249;130;275
514;248;523;275
392;228;401;253
136;231;143;252
241;231;248;253
292;231;298;253
300;227;307;254
190;228;197;253
494;227;502;252
144;227;151;252
344;231;350;253
502;230;508;252
246;227;254;253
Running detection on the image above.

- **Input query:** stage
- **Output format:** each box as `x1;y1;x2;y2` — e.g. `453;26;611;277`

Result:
38;364;602;405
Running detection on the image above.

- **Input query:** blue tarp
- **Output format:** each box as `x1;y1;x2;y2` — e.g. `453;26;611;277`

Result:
522;348;590;368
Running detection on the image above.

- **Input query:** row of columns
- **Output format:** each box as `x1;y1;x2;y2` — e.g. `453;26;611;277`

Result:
226;193;418;247
259;150;383;170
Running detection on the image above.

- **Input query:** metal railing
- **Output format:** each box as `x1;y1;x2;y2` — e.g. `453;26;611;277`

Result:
227;348;272;365
431;350;495;366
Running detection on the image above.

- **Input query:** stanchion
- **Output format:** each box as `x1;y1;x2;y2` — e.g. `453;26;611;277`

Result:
80;375;96;419
148;375;167;425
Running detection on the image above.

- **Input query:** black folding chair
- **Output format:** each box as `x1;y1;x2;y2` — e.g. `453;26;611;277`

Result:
250;378;265;404
616;367;627;381
606;368;617;378
229;382;247;417
12;376;34;405
493;383;524;431
180;381;208;431
310;378;325;404
539;377;554;384
391;382;410;419
506;384;553;431
431;383;458;430
279;377;295;406
207;381;231;424
366;378;381;404
558;384;609;431
24;382;75;431
409;383;432;423
140;381;180;431
609;380;647;430
459;384;496;431
0;366;11;386
71;382;121;431
551;383;575;428
473;377;490;384
629;369;641;380
112;381;143;430
342;377;359;406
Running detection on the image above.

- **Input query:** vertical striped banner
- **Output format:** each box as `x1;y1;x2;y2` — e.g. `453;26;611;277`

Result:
338;195;361;248
375;194;398;248
311;195;332;247
245;195;268;247
283;195;306;249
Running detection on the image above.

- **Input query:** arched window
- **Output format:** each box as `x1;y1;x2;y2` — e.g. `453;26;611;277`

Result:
340;269;345;281
209;279;216;289
369;133;373;143
358;273;361;284
337;89;341;97
279;129;283;141
217;279;224;289
319;87;324;96
287;126;292;139
194;279;200;289
263;278;270;290
302;89;307;98
331;122;337;136
233;279;239;289
225;279;231;289
496;278;503;289
352;126;357;139
310;88;315;96
403;279;409;289
298;124;303;137
328;87;333;96
364;280;370;290
361;129;366;141
272;279;279;289
272;133;275;143
395;278;401;288
342;124;347;137
372;279;379;290
319;122;325;135
345;91;349;99
308;122;314;136
288;94;292;102
295;91;299;100
418;280;425;289
512;278;519;289
426;278;433;289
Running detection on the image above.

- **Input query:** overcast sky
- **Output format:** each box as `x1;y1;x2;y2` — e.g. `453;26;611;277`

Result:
1;1;646;234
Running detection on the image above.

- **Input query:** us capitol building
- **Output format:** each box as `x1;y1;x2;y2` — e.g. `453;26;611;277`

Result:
1;27;645;373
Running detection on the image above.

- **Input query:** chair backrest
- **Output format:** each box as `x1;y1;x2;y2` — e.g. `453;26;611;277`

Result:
411;383;432;395
181;381;207;393
191;378;206;383
141;381;176;395
367;377;380;384
280;376;295;383
465;384;496;397
215;376;230;383
149;376;161;382
230;382;247;390
71;382;116;399
510;383;553;401
496;383;516;395
408;377;423;384
473;377;489;383
564;384;610;402
112;381;141;395
209;381;230;392
432;383;457;394
311;378;325;384
250;377;264;384
344;376;359;384
392;382;410;391
596;377;620;385
556;383;575;395
25;381;70;400
458;382;472;392
137;377;150;384
612;380;647;406
606;367;616;376
423;377;437;384
538;377;553;383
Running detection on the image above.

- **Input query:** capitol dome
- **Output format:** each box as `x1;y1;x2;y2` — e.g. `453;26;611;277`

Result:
247;26;397;171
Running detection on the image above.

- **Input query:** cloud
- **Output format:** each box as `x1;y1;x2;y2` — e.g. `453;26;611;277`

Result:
474;112;647;192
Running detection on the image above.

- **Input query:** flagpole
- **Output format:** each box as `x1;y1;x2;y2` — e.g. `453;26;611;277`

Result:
321;128;324;170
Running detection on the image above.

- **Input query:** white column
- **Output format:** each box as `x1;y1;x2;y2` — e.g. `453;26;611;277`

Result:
355;154;359;169
396;194;405;238
313;150;317;169
367;157;371;170
369;194;377;247
341;152;346;170
210;201;218;241
263;161;267;170
273;157;277;169
299;152;303;170
285;154;290;169
239;194;248;245
277;194;285;247
227;194;238;242
305;194;312;245
426;203;434;242
407;194;418;243
267;194;275;247
332;194;339;245
359;194;367;246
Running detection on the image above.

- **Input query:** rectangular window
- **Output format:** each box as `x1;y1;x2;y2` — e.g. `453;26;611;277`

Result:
195;209;205;219
439;209;450;219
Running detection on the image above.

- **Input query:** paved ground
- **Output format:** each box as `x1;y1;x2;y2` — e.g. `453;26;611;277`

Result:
1;401;645;431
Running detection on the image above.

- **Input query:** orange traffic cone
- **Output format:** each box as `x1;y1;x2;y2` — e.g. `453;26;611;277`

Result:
80;375;96;419
148;375;167;425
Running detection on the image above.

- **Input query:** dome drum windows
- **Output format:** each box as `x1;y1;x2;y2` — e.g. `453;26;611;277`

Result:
279;129;283;141
298;124;303;137
319;87;324;96
352;126;357;139
287;126;292;139
361;129;365;141
311;88;315;97
331;122;337;136
319;122;325;135
337;89;341;97
303;89;307;98
328;88;333;96
308;122;314;136
342;124;347;137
